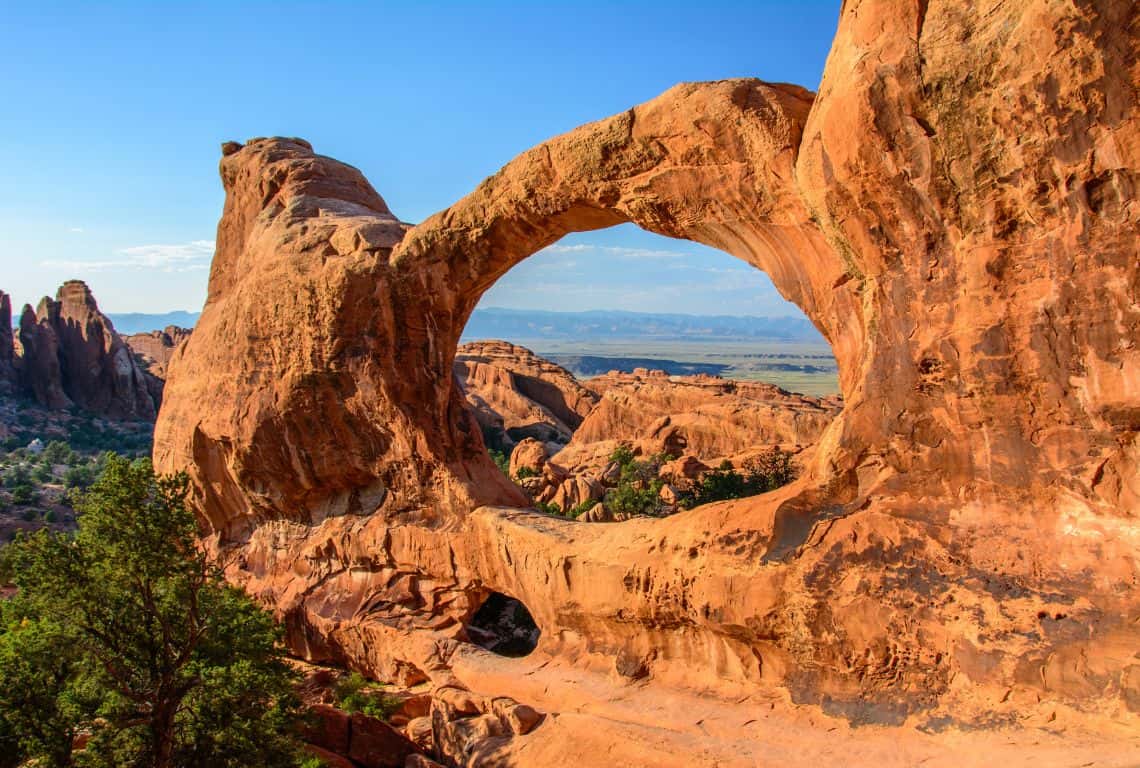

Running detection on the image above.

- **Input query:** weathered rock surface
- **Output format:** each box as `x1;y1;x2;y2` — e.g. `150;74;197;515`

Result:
156;1;1139;763
555;369;837;468
454;340;598;452
14;281;160;419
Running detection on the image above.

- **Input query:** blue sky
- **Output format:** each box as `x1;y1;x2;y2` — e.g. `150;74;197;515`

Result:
0;1;839;316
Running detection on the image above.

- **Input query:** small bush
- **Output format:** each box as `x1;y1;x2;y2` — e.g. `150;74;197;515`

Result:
489;449;511;478
533;501;561;516
41;441;73;465
602;447;667;518
334;672;401;721
514;466;539;480
63;464;95;490
10;484;37;505
678;447;798;508
565;501;596;519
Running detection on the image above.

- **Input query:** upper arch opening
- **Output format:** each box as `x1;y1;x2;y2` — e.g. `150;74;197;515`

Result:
454;227;842;522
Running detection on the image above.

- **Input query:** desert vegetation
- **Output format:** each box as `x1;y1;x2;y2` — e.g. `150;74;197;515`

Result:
0;456;312;767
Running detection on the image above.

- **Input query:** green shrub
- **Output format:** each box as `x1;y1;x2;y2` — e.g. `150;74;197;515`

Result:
334;672;401;721
533;501;561;516
63;464;95;490
514;466;540;480
489;449;511;477
41;441;73;466
598;445;668;518
678;448;798;508
566;501;596;519
10;484;37;505
0;456;311;767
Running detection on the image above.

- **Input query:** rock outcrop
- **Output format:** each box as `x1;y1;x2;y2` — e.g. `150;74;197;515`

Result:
0;291;17;395
17;304;71;410
567;369;837;459
18;281;159;420
124;325;192;380
454;340;598;451
156;2;1139;763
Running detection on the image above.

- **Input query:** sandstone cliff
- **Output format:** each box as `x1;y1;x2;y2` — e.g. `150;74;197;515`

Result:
155;2;1139;763
454;340;598;452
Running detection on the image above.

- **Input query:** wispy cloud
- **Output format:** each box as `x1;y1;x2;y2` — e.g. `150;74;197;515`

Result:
68;226;85;233
43;240;215;273
542;244;689;261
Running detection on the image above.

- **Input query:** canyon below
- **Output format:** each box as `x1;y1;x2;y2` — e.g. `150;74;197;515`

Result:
3;0;1139;766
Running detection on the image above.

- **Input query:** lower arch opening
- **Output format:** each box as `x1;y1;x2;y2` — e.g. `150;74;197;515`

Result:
466;591;541;657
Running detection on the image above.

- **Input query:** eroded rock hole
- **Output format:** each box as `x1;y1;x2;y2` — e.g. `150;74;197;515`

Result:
466;591;540;657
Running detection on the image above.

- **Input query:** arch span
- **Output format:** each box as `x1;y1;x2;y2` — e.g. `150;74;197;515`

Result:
155;0;1138;732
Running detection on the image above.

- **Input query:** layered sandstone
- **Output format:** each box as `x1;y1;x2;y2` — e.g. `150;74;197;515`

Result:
156;1;1139;763
454;340;598;451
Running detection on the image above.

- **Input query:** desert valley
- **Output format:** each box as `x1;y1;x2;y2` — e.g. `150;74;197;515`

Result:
0;1;1137;767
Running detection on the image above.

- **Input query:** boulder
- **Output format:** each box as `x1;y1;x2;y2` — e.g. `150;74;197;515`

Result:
349;713;423;768
508;438;547;479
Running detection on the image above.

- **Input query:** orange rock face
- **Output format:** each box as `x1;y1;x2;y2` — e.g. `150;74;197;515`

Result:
454;340;598;451
155;1;1139;762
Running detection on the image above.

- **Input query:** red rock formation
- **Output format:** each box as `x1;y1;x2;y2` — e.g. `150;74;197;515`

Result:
156;1;1139;762
18;303;70;410
567;369;837;459
0;291;17;395
124;325;192;380
21;281;159;420
454;340;598;451
507;437;547;479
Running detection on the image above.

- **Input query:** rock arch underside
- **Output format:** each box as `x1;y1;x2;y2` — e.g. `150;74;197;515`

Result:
155;1;1139;764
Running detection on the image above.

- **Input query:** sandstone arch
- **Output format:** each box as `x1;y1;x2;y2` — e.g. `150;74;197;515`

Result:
155;0;1139;751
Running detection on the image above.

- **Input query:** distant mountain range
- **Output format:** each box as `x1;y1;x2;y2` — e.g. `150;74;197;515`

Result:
106;311;201;335
97;307;824;343
460;308;826;342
